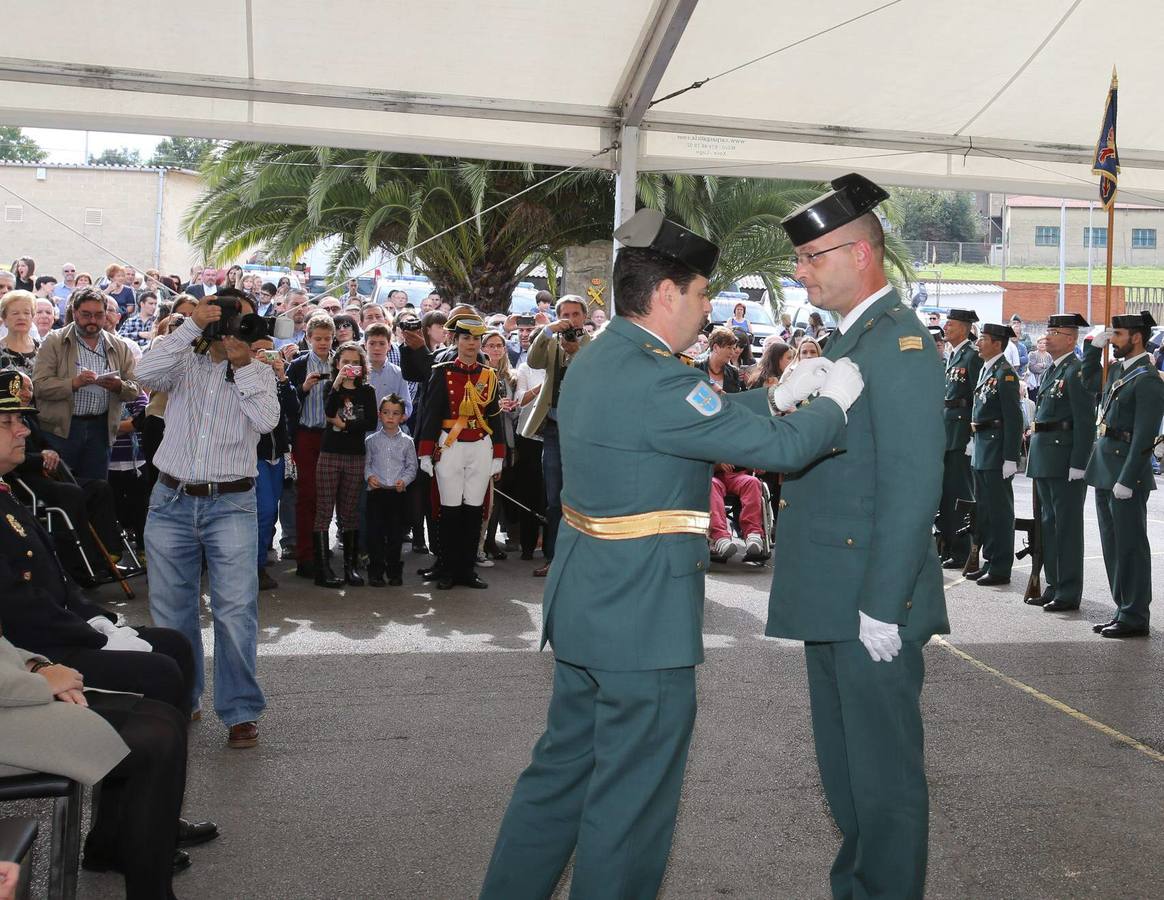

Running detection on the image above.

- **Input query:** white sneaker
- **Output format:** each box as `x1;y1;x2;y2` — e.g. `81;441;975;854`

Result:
744;534;766;562
476;552;495;568
710;537;737;563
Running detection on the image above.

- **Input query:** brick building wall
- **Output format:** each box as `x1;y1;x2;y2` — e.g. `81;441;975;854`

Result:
999;281;1125;324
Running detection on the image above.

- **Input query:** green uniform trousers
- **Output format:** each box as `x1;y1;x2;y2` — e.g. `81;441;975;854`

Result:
938;450;973;562
1094;488;1153;628
972;468;1014;578
806;640;929;900
480;660;697;900
1034;477;1087;608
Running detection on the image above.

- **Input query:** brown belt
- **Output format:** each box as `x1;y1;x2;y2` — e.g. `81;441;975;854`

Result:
440;418;485;444
159;472;254;497
562;504;709;540
1033;420;1072;433
970;419;1002;432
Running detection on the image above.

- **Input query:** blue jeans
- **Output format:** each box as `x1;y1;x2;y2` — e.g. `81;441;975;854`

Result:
48;415;110;481
256;458;285;567
278;476;297;550
541;420;562;560
144;480;265;726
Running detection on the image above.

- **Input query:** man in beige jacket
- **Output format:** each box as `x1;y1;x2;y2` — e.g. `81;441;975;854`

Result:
31;286;139;480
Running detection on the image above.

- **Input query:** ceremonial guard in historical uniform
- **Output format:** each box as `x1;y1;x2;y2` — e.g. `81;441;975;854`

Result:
1083;310;1164;637
480;210;864;899
746;174;947;899
418;315;504;591
1027;314;1096;611
967;322;1024;586
938;309;982;569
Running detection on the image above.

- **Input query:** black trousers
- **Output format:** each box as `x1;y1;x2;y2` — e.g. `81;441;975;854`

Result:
511;435;545;555
86;693;186;900
15;474;120;582
108;466;149;543
366;488;408;578
49;626;196;719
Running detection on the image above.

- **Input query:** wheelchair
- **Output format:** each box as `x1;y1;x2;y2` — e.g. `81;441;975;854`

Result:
721;474;776;566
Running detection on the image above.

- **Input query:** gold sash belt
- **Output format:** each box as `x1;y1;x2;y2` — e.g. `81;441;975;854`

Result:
561;504;710;540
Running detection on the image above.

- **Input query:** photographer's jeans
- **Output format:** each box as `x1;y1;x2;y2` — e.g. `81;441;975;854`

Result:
145;479;266;726
256;457;285;567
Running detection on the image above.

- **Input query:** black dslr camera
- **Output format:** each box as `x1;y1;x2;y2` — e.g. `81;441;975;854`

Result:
202;289;270;343
559;326;584;342
398;316;423;332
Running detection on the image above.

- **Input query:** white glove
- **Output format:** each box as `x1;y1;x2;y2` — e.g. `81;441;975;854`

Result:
1087;325;1113;349
419;456;433;477
102;627;152;653
490;457;504;476
87;616;117;636
816;358;864;414
1113;483;1134;500
1068;467;1086;481
965;438;974;458
858;611;902;663
1002;460;1018;480
769;358;833;412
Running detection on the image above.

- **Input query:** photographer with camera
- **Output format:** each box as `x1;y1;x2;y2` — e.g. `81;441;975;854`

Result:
522;295;591;577
136;288;280;749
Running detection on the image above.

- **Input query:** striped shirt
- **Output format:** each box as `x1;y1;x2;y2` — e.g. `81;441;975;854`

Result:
300;352;331;428
74;333;111;416
364;427;418;487
136;317;280;481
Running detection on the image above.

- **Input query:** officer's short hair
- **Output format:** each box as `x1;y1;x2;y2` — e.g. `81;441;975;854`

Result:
612;247;702;318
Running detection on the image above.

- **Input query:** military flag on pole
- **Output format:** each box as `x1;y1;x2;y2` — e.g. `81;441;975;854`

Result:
1092;68;1119;209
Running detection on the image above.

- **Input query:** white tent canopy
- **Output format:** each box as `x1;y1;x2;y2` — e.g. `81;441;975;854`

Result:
5;0;1164;208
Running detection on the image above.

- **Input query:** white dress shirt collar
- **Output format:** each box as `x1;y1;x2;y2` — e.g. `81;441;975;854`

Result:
837;283;893;335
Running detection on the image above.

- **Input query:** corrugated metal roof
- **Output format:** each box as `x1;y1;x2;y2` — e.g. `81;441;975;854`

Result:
917;281;1005;294
0;160;196;174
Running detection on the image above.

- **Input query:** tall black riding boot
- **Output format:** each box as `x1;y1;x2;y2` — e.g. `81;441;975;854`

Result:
459;505;487;589
313;532;343;588
436;506;460;590
342;530;364;586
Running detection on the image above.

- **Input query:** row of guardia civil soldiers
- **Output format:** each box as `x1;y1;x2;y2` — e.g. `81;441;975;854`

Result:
936;307;1164;638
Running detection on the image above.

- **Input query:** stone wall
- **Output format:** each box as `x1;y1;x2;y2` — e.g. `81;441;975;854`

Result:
562;241;612;317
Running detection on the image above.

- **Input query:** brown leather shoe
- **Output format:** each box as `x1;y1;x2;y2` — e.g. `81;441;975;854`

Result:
227;721;258;749
533;563;550;578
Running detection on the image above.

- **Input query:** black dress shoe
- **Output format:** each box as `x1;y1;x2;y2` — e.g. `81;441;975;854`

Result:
436;575;455;590
388;576;403;586
941;557;967;570
520;550;534;561
459;574;488;589
177;818;219;847
294;561;315;579
1101;622;1150;638
964;569;986;581
84;849;191;874
1043;599;1080;612
367;574;386;587
1092;618;1118;634
412;543;429;555
975;573;1011;586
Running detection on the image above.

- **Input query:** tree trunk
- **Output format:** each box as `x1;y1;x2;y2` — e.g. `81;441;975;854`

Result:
425;260;522;315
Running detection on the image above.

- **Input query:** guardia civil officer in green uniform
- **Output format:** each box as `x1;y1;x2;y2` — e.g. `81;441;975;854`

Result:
1082;310;1164;638
733;174;949;900
1028;313;1096;611
938;309;983;568
479;211;866;900
967;323;1024;586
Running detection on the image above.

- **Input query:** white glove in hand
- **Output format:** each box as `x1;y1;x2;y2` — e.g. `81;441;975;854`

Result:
1068;467;1086;481
817;358;864;414
1087;325;1113;349
490;457;504;476
1113;483;1134;500
965;438;974;458
103;627;152;653
769;358;833;412
87;616;117;636
858;611;902;663
1002;460;1018;480
419;456;434;477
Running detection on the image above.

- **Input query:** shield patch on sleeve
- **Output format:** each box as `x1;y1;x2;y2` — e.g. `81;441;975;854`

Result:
686;382;722;417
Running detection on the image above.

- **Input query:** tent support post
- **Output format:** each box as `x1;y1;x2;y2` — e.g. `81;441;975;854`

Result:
611;125;640;317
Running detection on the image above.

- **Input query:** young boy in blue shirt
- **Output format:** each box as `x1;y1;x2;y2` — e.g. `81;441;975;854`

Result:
364;394;418;586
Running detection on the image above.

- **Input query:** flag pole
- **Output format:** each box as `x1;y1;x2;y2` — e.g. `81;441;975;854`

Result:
1102;200;1115;386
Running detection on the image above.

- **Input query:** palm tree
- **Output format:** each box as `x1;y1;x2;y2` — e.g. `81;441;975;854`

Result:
184;144;613;313
638;174;914;306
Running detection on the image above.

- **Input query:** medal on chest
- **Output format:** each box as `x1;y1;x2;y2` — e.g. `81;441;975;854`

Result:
6;512;26;538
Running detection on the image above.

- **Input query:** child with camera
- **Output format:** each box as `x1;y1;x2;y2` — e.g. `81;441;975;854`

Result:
313;341;378;587
364;393;418;586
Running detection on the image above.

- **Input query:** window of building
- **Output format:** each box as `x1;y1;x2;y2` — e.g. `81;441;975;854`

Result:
1083;226;1108;248
1132;228;1157;249
1034;226;1059;246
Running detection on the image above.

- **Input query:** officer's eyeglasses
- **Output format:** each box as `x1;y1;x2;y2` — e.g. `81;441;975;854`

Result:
788;242;856;268
1045;329;1077;337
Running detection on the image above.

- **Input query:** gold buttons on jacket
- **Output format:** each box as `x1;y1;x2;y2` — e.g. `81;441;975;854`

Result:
778;499;788;510
845;538;855;546
26;550;33;557
905;600;913;609
696;561;704;571
22;571;31;581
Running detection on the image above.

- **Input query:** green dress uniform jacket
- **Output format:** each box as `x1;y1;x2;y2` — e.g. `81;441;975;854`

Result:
1027;353;1096;607
970;355;1023;578
938;340;983;562
481;315;848;900
736;288;947;900
1084;350;1164;627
